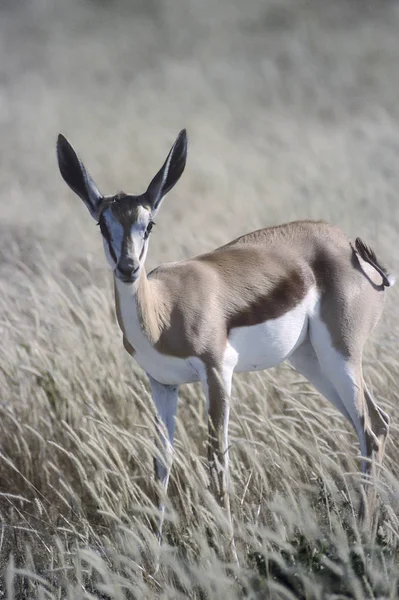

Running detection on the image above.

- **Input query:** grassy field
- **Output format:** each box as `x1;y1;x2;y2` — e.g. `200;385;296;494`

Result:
1;0;399;597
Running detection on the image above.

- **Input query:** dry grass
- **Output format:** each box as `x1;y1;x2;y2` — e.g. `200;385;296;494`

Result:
1;0;399;597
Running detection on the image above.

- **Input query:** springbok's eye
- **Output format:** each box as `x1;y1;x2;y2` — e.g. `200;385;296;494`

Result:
144;221;155;239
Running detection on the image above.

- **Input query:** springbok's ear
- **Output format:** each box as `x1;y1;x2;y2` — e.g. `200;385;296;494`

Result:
57;134;103;220
146;129;187;215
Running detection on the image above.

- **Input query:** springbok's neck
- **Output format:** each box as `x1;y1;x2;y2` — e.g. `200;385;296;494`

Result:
114;267;168;345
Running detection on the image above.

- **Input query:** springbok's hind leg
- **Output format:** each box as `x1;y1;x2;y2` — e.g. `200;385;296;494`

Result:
289;337;356;426
363;385;389;466
361;384;389;528
308;318;389;524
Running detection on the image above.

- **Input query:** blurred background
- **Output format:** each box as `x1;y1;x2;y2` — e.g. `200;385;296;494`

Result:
1;1;399;594
1;0;399;279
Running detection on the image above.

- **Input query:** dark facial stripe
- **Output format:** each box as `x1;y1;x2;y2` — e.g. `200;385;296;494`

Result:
99;215;117;263
98;196;151;265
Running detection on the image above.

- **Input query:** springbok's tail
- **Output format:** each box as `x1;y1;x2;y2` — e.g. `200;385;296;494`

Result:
353;237;395;288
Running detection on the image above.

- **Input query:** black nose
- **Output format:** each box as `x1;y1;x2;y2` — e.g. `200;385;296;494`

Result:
117;258;139;280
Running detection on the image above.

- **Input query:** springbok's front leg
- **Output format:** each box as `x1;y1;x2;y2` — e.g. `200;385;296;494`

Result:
204;363;238;563
148;375;179;541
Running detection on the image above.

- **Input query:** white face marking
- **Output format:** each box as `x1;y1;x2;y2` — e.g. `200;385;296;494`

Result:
102;210;124;268
129;205;151;266
101;205;152;276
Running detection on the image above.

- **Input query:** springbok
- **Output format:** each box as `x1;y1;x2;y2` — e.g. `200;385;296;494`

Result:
57;129;393;539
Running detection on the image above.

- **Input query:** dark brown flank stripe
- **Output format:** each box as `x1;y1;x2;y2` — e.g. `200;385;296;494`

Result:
227;269;308;332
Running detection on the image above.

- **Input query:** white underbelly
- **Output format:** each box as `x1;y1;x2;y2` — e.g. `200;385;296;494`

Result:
229;287;318;373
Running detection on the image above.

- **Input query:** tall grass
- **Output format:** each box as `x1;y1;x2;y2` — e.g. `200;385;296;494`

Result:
0;252;398;598
2;0;399;596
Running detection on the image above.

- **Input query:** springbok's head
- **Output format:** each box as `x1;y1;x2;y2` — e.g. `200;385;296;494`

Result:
56;130;187;283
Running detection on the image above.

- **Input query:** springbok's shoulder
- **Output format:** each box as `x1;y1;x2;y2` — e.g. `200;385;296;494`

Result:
148;257;219;290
